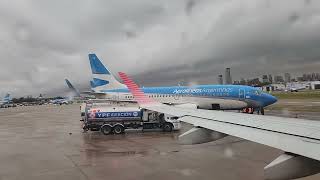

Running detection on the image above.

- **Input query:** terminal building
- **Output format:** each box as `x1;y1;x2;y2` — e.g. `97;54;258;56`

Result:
217;75;223;85
262;81;320;92
310;81;320;90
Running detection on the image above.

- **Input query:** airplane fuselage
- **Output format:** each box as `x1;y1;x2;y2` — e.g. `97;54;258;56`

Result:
94;85;277;110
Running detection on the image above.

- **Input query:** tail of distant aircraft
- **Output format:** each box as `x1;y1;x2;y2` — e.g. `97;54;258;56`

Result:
65;79;81;97
3;93;11;102
90;81;95;89
88;54;126;92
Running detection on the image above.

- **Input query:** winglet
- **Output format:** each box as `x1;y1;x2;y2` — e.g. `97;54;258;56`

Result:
118;72;159;106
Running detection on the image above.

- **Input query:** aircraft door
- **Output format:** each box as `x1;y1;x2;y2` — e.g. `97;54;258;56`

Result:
239;89;245;99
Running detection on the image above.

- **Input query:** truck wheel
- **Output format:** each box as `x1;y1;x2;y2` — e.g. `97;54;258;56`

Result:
101;125;113;135
113;125;124;134
163;123;173;132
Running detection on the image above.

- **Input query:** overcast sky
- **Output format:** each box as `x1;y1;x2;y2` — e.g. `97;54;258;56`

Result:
1;0;320;97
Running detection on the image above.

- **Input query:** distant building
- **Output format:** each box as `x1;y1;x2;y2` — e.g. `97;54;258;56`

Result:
299;73;320;81
262;75;269;83
297;76;304;81
312;73;316;81
217;75;223;84
247;78;261;86
240;78;246;85
262;84;286;92
233;80;240;85
268;74;273;83
225;68;232;84
274;75;284;83
310;81;320;90
284;73;291;83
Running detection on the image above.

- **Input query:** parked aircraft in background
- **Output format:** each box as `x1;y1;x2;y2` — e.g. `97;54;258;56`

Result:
50;98;70;105
0;93;11;108
88;54;277;114
119;72;320;180
286;85;307;92
65;79;81;97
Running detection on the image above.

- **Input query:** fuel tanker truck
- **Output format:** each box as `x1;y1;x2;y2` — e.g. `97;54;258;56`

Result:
81;102;181;135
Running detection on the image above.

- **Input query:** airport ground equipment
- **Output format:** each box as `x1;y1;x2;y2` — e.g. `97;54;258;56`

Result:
81;102;180;135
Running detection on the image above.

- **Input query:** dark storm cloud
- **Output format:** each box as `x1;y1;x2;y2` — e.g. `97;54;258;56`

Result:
0;0;320;97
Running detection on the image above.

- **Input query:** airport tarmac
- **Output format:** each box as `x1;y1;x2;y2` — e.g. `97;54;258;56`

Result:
0;104;319;180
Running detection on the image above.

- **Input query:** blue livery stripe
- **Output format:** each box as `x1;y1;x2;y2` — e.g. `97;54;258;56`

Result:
91;78;109;87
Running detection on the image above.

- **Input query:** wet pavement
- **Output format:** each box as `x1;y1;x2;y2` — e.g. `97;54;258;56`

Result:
0;104;319;180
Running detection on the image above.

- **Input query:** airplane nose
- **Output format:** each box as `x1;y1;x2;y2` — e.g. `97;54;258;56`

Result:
264;93;277;106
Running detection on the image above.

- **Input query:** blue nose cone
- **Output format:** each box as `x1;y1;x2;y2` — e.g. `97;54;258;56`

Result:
263;93;277;106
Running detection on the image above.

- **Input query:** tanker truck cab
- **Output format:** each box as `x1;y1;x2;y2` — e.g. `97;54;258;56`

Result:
83;103;180;135
141;109;181;132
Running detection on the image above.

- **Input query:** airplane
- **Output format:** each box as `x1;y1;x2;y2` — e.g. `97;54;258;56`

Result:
50;98;70;105
0;93;11;108
65;79;81;97
88;54;277;114
119;72;320;180
285;85;307;92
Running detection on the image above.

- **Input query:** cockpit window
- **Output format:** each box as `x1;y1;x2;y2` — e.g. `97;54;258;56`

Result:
254;90;262;95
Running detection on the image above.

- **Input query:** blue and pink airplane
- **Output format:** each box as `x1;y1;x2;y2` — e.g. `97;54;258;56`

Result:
88;54;277;113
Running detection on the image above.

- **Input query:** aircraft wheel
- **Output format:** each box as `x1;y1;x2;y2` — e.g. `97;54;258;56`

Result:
261;107;265;115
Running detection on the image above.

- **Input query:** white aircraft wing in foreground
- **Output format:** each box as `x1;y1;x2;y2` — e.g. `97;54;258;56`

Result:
118;72;320;180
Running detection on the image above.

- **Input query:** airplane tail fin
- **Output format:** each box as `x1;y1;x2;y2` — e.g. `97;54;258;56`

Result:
3;93;11;102
88;54;126;92
65;79;81;97
90;80;95;89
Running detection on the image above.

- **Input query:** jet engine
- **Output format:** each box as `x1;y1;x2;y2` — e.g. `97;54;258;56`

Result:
264;153;320;180
179;126;227;145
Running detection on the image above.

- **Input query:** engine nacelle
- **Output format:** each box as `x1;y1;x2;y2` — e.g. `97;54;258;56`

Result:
178;127;227;145
264;153;320;180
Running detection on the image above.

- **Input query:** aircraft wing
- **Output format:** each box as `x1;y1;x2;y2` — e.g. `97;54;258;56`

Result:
145;105;320;158
118;72;320;180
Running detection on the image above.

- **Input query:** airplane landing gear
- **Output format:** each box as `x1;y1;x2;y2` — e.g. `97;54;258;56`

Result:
242;107;254;114
242;107;265;115
260;107;265;115
256;107;265;115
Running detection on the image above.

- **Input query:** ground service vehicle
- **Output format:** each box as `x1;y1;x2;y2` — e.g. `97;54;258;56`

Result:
82;103;180;135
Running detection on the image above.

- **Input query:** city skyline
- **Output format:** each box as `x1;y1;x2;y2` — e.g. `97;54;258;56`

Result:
1;1;320;97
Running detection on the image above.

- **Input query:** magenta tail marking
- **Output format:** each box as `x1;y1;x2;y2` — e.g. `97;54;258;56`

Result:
118;72;157;105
